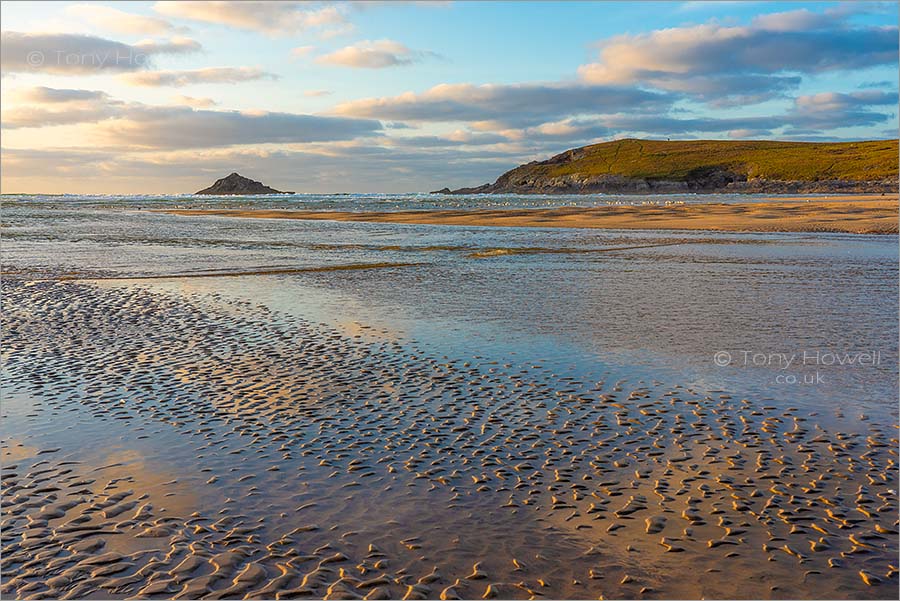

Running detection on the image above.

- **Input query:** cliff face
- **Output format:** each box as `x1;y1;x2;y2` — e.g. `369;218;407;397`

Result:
196;173;290;195
434;139;899;195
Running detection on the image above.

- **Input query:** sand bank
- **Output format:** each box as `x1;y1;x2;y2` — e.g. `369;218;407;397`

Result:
3;278;897;599
161;198;899;234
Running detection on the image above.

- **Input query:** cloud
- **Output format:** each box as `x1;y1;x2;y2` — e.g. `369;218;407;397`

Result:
154;1;347;35
519;118;610;142
317;23;356;40
385;130;511;148
15;86;109;103
333;82;671;126
173;95;217;108
135;37;202;54
727;128;772;139
316;39;438;68
1;86;382;148
789;90;898;129
0;32;200;74
4;4;897;194
749;8;842;32
641;73;802;107
122;66;277;87
578;9;898;104
93;107;381;149
291;45;316;59
65;4;184;35
1;87;130;129
596;114;776;136
529;90;898;139
794;90;898;112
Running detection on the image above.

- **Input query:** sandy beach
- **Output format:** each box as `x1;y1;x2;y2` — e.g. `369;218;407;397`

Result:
3;197;898;600
4;277;898;600
162;197;899;234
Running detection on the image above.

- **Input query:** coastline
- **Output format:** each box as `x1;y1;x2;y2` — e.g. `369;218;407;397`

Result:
161;197;899;234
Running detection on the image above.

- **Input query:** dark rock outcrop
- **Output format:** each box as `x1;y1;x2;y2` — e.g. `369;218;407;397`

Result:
196;173;291;195
442;173;899;195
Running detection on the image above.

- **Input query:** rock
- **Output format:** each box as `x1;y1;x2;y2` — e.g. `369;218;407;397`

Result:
195;173;291;195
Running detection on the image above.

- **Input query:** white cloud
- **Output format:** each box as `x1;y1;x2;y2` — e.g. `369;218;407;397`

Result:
2;4;896;193
1;86;382;148
14;86;108;103
2;87;129;129
789;90;898;129
333;82;671;126
384;130;511;148
172;95;218;108
316;39;437;69
122;66;277;87
94;107;381;148
65;4;184;35
794;90;898;112
154;1;347;35
578;10;898;104
134;36;202;55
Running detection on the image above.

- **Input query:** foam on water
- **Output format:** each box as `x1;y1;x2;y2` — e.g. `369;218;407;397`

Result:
0;190;864;212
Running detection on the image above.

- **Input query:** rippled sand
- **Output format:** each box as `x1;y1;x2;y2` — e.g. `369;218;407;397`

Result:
2;276;897;600
162;198;899;234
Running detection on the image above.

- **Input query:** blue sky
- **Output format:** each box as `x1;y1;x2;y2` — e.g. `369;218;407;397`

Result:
1;1;897;193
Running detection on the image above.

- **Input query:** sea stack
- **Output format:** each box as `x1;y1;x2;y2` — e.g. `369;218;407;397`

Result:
195;173;291;195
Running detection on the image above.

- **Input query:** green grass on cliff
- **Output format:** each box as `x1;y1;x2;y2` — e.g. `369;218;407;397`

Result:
530;139;898;182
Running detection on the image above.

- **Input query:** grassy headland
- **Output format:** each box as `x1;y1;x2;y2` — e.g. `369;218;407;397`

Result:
436;139;899;194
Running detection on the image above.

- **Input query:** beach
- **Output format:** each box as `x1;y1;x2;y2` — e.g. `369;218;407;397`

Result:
4;0;899;597
2;194;898;599
162;197;899;234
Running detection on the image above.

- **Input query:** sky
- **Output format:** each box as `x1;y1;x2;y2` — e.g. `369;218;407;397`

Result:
1;0;897;194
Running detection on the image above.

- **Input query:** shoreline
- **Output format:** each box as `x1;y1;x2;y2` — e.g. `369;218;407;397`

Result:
160;197;899;234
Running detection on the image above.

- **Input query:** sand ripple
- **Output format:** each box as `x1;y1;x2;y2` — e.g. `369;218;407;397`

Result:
2;278;897;599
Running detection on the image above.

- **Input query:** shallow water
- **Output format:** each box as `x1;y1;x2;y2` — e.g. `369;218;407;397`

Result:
4;199;896;421
2;196;897;599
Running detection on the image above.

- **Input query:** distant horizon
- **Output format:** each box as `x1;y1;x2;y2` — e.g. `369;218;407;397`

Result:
2;135;897;196
2;1;898;193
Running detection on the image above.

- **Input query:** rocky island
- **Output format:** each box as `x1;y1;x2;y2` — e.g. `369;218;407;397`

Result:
433;138;899;195
196;172;292;195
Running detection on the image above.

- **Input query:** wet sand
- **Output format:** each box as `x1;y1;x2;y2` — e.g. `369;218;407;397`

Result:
161;198;899;234
3;276;897;600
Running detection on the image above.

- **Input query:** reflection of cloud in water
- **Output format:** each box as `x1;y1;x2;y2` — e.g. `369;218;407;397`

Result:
91;448;201;515
1;438;39;462
336;320;401;342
